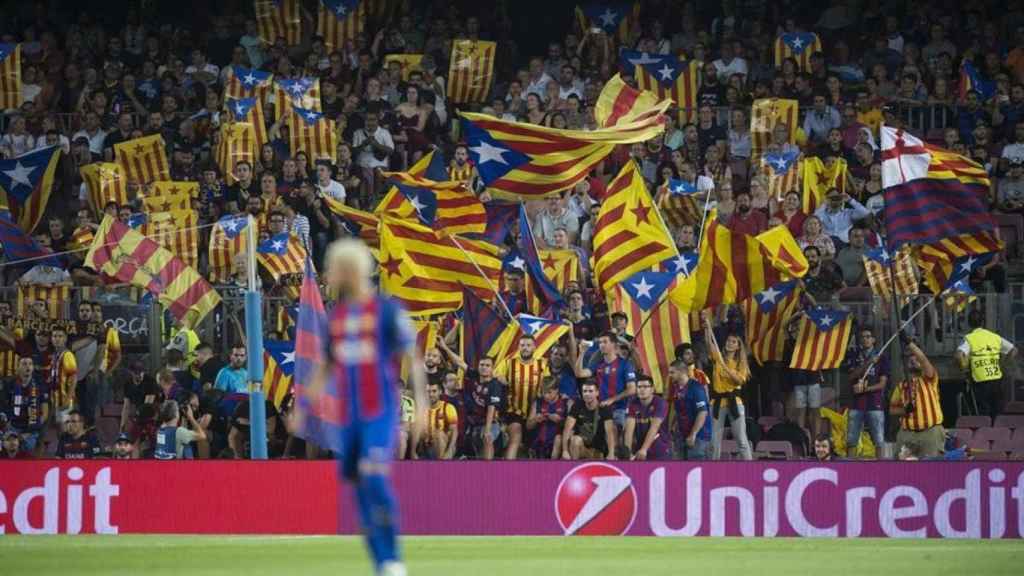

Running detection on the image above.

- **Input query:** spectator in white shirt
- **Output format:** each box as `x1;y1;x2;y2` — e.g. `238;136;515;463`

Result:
351;111;394;202
282;201;312;253
0;115;36;158
315;161;347;203
712;40;749;83
185;49;220;85
534;195;580;248
557;65;584;100
525;57;553;103
813;188;871;245
1000;121;1024;169
72;112;107;157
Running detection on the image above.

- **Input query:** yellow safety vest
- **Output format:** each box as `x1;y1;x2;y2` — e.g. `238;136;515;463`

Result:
965;328;1003;383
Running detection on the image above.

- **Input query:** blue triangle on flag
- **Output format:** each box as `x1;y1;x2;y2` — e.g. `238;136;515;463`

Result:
462;119;530;186
754;280;797;313
620;270;676;311
805;306;849;332
264;339;296;377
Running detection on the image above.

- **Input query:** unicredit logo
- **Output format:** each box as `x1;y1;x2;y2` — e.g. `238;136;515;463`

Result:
555;463;637;535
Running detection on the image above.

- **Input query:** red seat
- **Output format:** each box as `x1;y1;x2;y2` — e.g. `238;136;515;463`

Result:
756;441;794;460
973;451;1008;461
1010;451;1024;461
719;439;739;460
956;415;992;429
757;416;782;429
994;414;1024;430
991;438;1024;453
948;428;974;443
967;437;992;451
974;427;1013;444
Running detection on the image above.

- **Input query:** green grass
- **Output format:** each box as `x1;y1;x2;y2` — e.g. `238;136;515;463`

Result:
2;535;1023;575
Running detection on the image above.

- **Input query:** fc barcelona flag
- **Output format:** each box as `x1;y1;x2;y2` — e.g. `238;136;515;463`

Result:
0;210;60;267
255;0;302;46
0;44;22;110
215;122;257;185
750;98;798;164
274;77;321;122
447;40;497;104
0;145;61;233
257;232;306;280
224;66;273;101
742;280;802;365
789;307;853;371
774;33;822;72
293;256;341;453
959;59;995;102
263;339;295;408
226;97;268;149
575;3;639;43
619;51;700;122
208;214;252;284
317;0;367;51
80;162;128;215
115;134;170;185
288;106;338;167
460;285;506;371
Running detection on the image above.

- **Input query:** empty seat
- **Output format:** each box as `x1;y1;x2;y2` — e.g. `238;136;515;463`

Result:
756;441;794;460
991;438;1024;453
956;415;992;429
947;428;974;443
719;439;739;460
994;414;1024;430
1010;451;1024;461
974;427;1013;444
967;437;992;451
757;416;782;429
973;451;1008;461
1015;428;1024;442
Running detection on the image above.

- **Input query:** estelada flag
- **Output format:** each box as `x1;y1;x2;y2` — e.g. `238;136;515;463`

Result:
85;216;220;328
288;106;337;167
225;97;269;149
447;39;497;104
619;51;700;123
750;98;798;165
0;43;22;109
486;314;569;366
317;0;367;51
274;77;321;122
224;66;273;101
0;145;61;233
789;307;853;371
257;232;307;280
322;196;380;251
595;73;666;128
263;339;295;409
774;33;822;72
575;3;639;44
115;134;170;185
742;280;802;365
215;122;257;185
863;246;918;301
208;214;252;284
378;169;487;236
762;149;801;201
655;178;704;230
255;0;301;46
80;162;128;215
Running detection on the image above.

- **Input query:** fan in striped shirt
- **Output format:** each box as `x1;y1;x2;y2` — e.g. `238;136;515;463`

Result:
496;334;549;460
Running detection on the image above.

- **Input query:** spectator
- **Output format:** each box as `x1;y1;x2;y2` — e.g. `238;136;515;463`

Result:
789;365;823;439
3;357;48;456
798;215;837;260
526;377;567;459
703;314;753;461
889;341;944;458
573;332;637;429
803;93;842;144
774;190;807;237
997;159;1024;212
724;190;767;235
624;373;670;461
56;409;99;459
834;226;869;289
214;345;248;394
668;352;711;461
112;432;136;460
1;430;31;459
801;245;846;304
846;328;889;459
561;380;617;460
496;334;547;459
814;434;838;462
534;194;579;248
154;399;206;460
420;382;458;460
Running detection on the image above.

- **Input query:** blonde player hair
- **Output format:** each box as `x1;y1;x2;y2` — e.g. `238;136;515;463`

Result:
324;238;374;293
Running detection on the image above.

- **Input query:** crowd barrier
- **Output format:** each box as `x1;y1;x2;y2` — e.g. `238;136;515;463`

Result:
1;461;1022;538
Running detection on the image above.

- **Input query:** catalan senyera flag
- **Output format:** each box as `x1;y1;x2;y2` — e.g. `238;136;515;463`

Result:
384;54;424;81
224;66;273;101
801;156;848;213
16;285;69;319
774;33;822;72
401;318;438;382
880;126;996;248
915;231;1003;296
132;211;200;270
487;314;569;366
591;162;677;293
863;246;918;300
751;98;799;164
461;103;667;200
208;214;252;284
263;339;295;408
226;97;268;149
656;178;704;230
141;181;197;215
317;0;367;51
742;280;802;365
609;270;690;394
378;215;502;315
85;216;220;327
0;145;61;233
762;149;801;200
257;232;306;280
80;162;128;215
0;43;22;110
378;169;487;236
215;122;257;185
274;77;321;122
288;107;337;167
669;220;808;312
323;196;380;250
575;3;639;43
114;134;170;185
447;39;497;105
620;51;700;123
595;73;666;128
255;0;302;46
789;307;853;371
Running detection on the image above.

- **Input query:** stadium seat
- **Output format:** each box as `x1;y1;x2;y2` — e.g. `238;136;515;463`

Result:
757;416;782;429
967;437;992;451
973;427;1013;444
947;428;974;443
719;439;740;460
991;438;1024;453
955;415;992;429
1005;401;1024;414
1011;451;1024;461
994;414;1024;430
995;213;1024;258
972;451;1008;461
95;417;121;447
756;441;794;460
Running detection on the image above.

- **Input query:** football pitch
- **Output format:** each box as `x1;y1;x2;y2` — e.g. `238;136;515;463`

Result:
2;535;1022;575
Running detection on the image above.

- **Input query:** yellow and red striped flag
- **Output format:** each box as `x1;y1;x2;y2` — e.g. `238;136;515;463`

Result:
595;73;666;128
762;149;801;200
322;196;380;250
384;54;424;81
316;0;368;51
655;178;705;230
461;101;667;200
115;134;170;185
263;339;295;408
864;246;918;300
486;314;569;366
377;170;487;236
669;221;808;312
257;232;306;280
774;33;823;72
141;181;197;215
0;43;23;110
274;77;321;122
225;97;269;149
801;156;848;213
513;248;583;316
575;3;640;44
255;0;302;46
447;40;497;104
378;215;502;315
215;122;257;185
80;162;128;215
789;307;853;371
133;211;200;270
620;51;700;123
750;98;799;165
68;225;95;251
915;231;1003;295
16;285;69;319
85;216;220;327
224;66;273;101
742;280;802;365
208;214;253;284
591;162;677;293
609;271;690;394
287;107;337;167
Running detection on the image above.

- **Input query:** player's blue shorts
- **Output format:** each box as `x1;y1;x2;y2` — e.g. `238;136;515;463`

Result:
338;414;397;480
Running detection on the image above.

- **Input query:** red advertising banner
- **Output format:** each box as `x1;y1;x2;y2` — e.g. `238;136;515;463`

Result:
1;461;1022;538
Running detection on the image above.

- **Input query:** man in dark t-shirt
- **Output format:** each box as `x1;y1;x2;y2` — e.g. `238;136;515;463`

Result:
461;357;507;460
56;409;100;459
562;380;616;460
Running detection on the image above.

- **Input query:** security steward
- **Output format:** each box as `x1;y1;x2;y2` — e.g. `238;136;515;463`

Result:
955;309;1017;420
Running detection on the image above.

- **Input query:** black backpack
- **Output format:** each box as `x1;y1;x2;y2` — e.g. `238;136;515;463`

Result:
765;421;811;457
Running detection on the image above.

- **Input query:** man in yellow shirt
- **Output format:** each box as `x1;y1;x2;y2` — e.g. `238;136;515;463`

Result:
49;325;78;424
890;341;944;458
420;382;458;459
855;91;883;136
956;310;1017;420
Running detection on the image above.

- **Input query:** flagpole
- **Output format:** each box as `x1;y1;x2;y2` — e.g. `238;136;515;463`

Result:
693;182;714;249
872;294;936;362
449;234;517;320
245;214;268;459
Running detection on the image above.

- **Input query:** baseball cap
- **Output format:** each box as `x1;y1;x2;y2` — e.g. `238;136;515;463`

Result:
116;432;133;444
72;135;90;146
3;430;19;440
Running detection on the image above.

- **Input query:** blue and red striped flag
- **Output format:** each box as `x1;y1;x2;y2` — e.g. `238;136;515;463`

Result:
959;60;995;102
460;285;506;370
469;201;518;245
518;204;564;310
0;210;60;267
0;145;61;233
880;127;996;249
293;256;340;452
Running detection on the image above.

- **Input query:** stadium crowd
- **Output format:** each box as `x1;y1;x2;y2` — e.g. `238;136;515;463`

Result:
0;0;1022;464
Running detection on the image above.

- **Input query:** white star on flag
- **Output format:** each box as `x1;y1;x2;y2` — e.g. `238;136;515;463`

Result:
672;254;693;275
290;83;306;96
271;240;285;251
527;320;545;333
223;219;239;232
631;276;655;300
959;255;977;273
670;182;688;194
598;8;618;27
878;250;891;263
758;286;781;305
509;256;526;270
819;315;833;327
657;64;675;81
243;72;257;86
305;111;320;122
281;351;295;365
770;157;788;172
408;194;426;213
235;104;246;117
335;3;347;16
471;140;511;165
790;37;804;49
3;162;36;188
456;58;473;70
